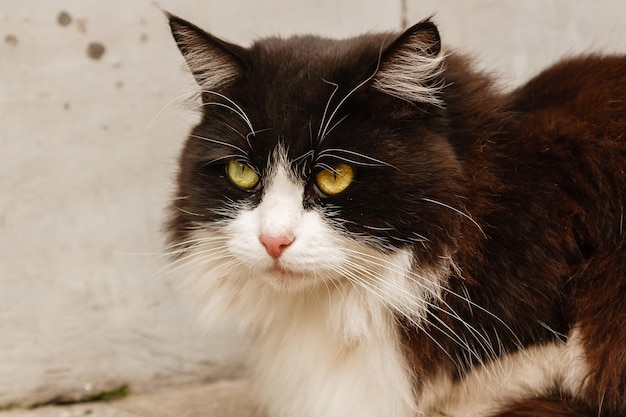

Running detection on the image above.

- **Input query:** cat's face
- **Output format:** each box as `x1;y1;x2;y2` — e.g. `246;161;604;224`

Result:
167;15;464;294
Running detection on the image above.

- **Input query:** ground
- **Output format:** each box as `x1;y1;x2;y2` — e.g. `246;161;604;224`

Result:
2;379;260;417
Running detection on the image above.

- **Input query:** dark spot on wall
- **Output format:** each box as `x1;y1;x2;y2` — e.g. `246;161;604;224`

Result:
4;34;18;46
87;42;106;60
115;81;124;89
140;33;148;43
57;11;72;26
64;102;71;111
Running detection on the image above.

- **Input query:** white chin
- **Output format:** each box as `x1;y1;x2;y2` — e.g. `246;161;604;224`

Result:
260;265;322;292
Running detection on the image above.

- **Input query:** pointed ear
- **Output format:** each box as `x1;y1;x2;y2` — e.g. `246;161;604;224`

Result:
168;14;247;90
373;20;445;106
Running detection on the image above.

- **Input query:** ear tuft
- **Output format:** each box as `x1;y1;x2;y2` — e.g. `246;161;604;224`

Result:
373;20;446;106
168;14;245;90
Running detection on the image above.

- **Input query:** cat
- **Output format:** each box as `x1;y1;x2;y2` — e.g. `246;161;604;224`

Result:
165;12;626;417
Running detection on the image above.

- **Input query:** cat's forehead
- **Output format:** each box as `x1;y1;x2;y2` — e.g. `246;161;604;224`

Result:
177;20;447;172
243;33;390;100
228;35;390;140
250;34;389;72
199;37;368;161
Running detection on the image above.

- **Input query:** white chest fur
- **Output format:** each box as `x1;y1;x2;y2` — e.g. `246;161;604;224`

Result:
248;285;416;417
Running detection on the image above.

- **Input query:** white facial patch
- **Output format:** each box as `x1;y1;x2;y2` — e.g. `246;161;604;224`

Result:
225;159;353;290
257;164;302;239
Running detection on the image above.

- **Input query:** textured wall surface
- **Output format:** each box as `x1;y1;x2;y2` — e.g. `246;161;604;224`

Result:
409;0;626;85
1;0;624;408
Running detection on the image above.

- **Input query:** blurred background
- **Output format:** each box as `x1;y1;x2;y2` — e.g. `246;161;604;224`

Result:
1;0;625;408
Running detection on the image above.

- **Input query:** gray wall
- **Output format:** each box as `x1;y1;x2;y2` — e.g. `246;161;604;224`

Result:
1;0;624;408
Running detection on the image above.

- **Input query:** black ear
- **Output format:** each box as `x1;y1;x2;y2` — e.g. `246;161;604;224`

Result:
168;13;248;90
373;20;445;106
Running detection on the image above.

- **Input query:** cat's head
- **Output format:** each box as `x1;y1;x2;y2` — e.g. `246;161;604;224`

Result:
166;14;464;299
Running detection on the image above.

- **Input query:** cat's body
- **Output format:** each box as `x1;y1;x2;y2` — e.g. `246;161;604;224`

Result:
166;14;626;417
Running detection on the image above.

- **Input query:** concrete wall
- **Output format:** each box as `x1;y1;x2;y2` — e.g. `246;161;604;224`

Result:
409;0;626;85
1;0;624;408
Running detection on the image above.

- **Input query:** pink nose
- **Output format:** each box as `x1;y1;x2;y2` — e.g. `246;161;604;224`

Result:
259;234;295;259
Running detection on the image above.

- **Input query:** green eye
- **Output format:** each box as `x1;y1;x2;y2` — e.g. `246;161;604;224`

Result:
226;160;260;190
315;163;354;196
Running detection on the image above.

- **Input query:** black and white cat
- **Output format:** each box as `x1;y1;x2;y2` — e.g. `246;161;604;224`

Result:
165;13;626;417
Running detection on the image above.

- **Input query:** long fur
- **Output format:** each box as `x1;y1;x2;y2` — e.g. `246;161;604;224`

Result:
166;14;626;417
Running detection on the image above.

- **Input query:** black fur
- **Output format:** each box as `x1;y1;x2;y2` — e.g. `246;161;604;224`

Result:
167;14;626;416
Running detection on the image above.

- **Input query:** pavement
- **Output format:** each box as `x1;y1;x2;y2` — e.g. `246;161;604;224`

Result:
2;379;262;417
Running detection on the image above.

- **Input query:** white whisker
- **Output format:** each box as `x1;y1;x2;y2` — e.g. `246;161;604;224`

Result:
337;262;463;366
318;148;396;168
173;205;204;217
189;135;249;157
293;150;315;165
340;247;513;360
421;197;486;238
318;42;386;142
201;154;244;166
199;90;255;134
318;79;340;140
322;113;350;138
146;90;198;131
